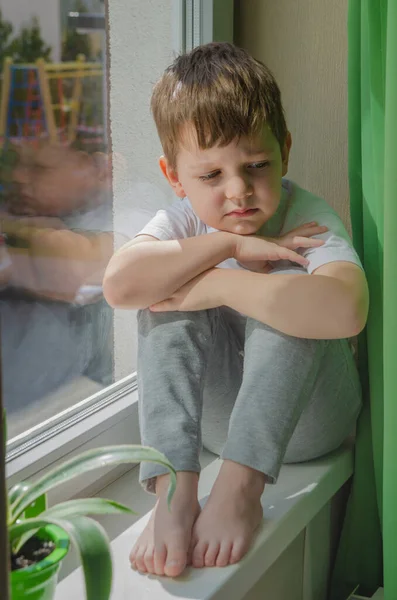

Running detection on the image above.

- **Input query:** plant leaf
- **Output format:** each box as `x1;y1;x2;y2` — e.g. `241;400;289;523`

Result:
12;498;135;553
9;517;58;554
10;527;40;557
9;516;113;600
9;445;176;523
8;519;45;554
23;493;47;519
61;516;113;600
42;498;136;519
8;482;30;509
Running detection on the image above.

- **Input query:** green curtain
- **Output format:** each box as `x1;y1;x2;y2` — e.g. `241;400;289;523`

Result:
331;1;397;598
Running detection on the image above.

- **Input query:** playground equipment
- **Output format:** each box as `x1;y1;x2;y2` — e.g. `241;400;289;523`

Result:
0;56;104;149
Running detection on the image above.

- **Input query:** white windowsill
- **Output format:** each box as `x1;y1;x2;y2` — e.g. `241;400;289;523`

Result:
55;441;354;600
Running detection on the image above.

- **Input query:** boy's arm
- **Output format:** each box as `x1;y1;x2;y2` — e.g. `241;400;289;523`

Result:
103;233;236;309
103;224;321;310
151;262;369;340
220;262;368;339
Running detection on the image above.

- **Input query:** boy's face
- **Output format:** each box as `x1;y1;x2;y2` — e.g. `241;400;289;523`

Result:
160;124;291;235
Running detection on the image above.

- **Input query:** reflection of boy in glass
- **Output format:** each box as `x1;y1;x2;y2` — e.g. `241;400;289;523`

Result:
2;143;113;302
1;143;114;433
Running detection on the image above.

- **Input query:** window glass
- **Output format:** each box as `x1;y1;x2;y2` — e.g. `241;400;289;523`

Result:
0;0;174;440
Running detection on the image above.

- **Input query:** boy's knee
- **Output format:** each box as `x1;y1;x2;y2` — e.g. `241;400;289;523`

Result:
245;317;328;352
137;307;165;333
137;307;218;337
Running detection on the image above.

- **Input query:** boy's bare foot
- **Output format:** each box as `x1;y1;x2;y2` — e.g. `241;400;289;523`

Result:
189;460;265;568
130;471;200;577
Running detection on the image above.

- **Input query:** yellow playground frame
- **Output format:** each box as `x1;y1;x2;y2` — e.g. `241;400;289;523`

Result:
0;55;103;147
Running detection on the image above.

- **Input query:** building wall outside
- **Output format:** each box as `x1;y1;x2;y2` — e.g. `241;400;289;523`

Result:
235;0;350;229
60;0;105;29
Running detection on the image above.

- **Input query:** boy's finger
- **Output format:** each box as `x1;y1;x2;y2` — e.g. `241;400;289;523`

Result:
290;222;318;231
289;236;325;248
295;222;321;229
275;235;325;250
288;225;328;237
282;223;317;235
278;248;309;266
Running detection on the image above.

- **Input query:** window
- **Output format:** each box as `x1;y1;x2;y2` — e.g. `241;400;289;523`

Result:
2;0;233;478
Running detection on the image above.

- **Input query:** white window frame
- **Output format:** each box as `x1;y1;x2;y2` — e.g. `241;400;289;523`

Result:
6;0;234;494
173;0;234;54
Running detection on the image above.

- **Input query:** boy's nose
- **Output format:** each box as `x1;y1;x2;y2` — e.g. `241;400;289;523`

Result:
225;176;253;204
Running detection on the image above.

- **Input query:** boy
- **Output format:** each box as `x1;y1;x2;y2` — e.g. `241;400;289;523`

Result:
103;42;368;578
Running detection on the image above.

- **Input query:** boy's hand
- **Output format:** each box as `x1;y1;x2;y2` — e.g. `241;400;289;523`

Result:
272;222;328;250
234;222;328;273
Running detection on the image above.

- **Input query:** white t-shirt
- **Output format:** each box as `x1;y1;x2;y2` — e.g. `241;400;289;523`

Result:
137;179;363;274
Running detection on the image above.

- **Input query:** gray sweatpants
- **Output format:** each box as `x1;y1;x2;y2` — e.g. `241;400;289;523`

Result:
138;293;362;493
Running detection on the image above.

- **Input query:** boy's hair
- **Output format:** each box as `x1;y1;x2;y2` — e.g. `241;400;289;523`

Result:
151;42;288;169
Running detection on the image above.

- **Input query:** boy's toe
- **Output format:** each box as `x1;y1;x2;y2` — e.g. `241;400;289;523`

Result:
144;546;155;574
135;546;148;573
230;538;249;564
130;559;137;571
187;532;198;564
164;539;187;577
216;541;233;567
192;541;208;568
186;544;194;565
204;542;220;567
129;544;137;565
154;543;167;576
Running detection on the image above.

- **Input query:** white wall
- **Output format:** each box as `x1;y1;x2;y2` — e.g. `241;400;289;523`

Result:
107;0;175;378
235;0;350;229
2;0;61;61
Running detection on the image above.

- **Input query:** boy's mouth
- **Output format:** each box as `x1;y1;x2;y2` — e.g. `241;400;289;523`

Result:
227;208;258;217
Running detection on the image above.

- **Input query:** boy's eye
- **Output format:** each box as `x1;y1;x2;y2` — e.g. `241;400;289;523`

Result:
248;161;270;170
198;162;269;182
199;170;220;182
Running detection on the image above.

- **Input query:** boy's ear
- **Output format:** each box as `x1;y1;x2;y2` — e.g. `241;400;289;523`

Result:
159;156;186;198
281;131;292;177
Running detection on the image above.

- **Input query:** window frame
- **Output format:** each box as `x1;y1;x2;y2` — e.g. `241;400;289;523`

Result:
6;0;234;495
6;374;136;462
6;383;140;495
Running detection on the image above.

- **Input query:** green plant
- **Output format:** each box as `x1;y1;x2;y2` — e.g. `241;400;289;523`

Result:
6;16;52;64
61;28;92;62
0;9;14;70
7;445;176;600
